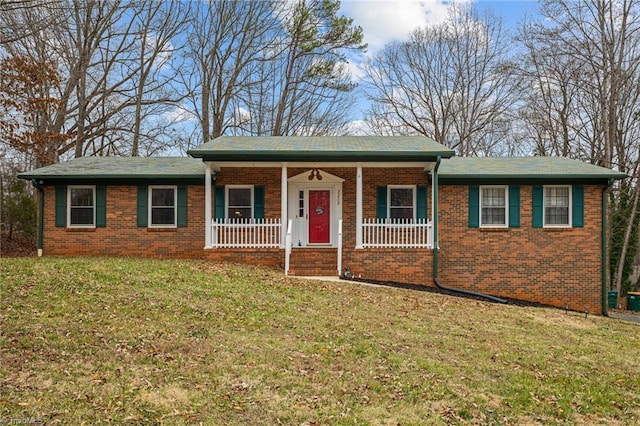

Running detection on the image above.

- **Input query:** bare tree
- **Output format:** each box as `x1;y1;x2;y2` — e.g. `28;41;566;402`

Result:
1;0;191;160
128;0;191;156
178;0;281;143
364;4;515;156
268;0;366;136
514;0;640;294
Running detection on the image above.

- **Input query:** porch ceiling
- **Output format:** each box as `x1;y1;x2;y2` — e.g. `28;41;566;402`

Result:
187;136;455;162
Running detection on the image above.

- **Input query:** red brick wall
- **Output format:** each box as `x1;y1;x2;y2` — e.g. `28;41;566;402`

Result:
40;184;282;268
341;167;434;284
39;169;606;312
437;185;604;313
42;185;206;258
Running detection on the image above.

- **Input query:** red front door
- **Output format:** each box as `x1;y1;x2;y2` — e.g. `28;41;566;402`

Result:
308;190;330;244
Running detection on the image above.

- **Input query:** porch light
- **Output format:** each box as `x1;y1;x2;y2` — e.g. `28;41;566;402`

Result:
308;168;322;180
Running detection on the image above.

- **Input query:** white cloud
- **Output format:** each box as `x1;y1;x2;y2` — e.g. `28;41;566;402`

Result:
340;0;455;53
163;107;197;123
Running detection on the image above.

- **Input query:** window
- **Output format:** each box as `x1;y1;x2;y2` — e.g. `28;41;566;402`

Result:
544;186;571;226
227;186;252;219
389;186;415;219
480;186;508;227
149;186;176;227
68;186;95;227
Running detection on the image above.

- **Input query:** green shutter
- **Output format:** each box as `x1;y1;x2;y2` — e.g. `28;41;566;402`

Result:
137;185;148;227
468;185;479;228
572;185;584;228
376;186;387;219
214;186;225;220
55;185;66;227
532;185;543;228
96;186;107;227
508;186;520;228
417;185;427;221
254;186;265;219
177;185;188;227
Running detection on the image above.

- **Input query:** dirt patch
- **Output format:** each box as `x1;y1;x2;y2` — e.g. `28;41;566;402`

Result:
0;231;36;257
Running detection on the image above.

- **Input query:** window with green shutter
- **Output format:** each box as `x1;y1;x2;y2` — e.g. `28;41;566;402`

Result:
470;185;519;228
215;185;264;220
533;185;581;228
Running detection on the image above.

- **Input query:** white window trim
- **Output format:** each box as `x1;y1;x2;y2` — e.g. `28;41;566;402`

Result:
67;185;96;228
226;185;254;219
480;185;509;228
148;185;177;228
543;185;572;228
388;185;416;220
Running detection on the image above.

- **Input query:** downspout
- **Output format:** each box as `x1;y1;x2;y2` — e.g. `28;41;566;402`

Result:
32;179;44;257
431;158;507;304
602;178;615;316
432;156;440;279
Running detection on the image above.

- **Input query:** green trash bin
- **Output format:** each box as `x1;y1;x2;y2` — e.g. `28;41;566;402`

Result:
608;291;619;309
628;292;640;312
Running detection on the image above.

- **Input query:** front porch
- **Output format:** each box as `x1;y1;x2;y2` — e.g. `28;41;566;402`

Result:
187;136;452;279
208;217;434;276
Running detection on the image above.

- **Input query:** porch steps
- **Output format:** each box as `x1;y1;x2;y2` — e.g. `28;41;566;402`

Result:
288;248;339;277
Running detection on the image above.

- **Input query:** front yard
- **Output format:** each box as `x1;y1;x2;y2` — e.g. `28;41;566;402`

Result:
1;257;638;424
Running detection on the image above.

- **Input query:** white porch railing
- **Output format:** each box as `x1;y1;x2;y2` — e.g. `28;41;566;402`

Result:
362;218;433;248
212;218;281;248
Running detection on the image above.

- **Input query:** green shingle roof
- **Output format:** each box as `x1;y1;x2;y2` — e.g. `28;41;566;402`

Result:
18;157;205;181
187;136;456;161
18;153;626;183
439;157;627;180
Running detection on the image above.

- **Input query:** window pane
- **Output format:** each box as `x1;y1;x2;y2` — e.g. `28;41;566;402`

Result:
545;187;569;207
390;188;413;207
482;207;506;225
71;188;93;207
390;207;413;219
229;188;251;207
482;188;505;207
228;207;251;219
70;207;93;225
152;207;175;225
152;188;175;207
546;207;569;225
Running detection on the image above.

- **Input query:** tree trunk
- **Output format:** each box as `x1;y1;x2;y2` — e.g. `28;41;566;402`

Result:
614;183;640;294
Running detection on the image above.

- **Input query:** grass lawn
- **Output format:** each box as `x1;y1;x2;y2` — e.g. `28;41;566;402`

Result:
1;257;639;425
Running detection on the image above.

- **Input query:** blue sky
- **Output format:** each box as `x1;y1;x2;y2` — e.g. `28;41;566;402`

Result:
335;0;540;132
339;0;539;52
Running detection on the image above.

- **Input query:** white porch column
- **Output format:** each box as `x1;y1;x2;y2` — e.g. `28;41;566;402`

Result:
280;163;288;248
204;163;212;249
431;169;435;224
356;163;363;249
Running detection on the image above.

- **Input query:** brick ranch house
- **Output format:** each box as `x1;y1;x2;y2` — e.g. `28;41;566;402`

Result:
19;136;626;314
